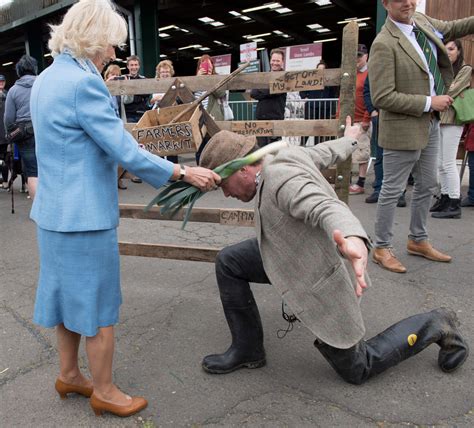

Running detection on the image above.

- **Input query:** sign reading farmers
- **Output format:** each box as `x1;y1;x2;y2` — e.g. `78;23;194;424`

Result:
269;69;324;94
240;41;257;62
212;54;232;75
285;43;322;71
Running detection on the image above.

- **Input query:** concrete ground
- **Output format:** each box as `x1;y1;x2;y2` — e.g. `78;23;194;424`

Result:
1;160;473;427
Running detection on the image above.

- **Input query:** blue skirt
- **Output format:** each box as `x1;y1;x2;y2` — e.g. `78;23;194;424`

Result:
33;227;122;337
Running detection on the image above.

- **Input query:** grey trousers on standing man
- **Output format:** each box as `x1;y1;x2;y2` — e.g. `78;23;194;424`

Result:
375;118;440;248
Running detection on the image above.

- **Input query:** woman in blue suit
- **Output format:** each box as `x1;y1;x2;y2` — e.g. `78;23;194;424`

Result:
30;0;220;418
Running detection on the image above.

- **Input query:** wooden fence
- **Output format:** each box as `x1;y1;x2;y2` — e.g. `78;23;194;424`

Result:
108;22;359;263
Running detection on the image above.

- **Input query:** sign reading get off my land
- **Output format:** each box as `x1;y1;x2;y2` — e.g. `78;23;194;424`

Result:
269;69;324;94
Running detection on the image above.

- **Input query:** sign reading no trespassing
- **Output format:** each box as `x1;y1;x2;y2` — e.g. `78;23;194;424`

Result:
231;121;274;137
269;69;324;94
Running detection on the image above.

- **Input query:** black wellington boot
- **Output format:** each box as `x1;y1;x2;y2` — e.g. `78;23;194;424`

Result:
314;308;469;385
430;194;449;212
431;198;462;219
202;301;266;374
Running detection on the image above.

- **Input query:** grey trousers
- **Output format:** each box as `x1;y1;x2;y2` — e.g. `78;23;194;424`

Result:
374;118;440;248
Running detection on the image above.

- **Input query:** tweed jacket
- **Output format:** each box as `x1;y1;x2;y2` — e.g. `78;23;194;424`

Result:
369;13;474;151
256;138;370;349
30;53;174;232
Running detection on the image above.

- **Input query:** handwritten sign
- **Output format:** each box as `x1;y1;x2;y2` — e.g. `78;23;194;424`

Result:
220;209;255;227
132;106;202;155
269;69;324;94
231;121;274;137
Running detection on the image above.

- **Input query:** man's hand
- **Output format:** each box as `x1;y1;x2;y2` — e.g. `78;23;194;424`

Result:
431;95;454;112
333;230;368;297
370;111;379;118
343;116;362;141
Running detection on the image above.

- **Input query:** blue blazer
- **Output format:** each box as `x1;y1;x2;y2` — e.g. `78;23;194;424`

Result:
30;54;174;232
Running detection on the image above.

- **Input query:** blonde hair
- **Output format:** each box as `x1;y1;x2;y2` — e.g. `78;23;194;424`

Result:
104;63;121;80
48;0;127;59
155;60;175;78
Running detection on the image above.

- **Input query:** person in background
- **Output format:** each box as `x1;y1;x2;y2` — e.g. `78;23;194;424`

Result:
104;64;128;190
346;44;371;195
4;55;39;199
194;54;226;164
0;74;8;189
431;40;472;219
149;59;178;164
124;54;149;183
250;49;287;147
299;60;337;146
150;59;175;109
461;124;474;208
30;0;220;418
369;0;474;273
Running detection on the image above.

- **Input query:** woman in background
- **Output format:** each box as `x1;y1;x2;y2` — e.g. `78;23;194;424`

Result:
431;40;472;219
194;54;226;163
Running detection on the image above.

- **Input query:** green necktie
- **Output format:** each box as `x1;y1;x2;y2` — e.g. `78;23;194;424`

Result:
413;27;445;95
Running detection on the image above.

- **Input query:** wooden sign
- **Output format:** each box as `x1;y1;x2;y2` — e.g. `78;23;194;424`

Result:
132;104;203;155
231;120;274;137
269;69;324;94
219;209;255;227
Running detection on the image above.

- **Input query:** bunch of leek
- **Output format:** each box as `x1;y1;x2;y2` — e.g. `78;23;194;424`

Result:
144;140;288;229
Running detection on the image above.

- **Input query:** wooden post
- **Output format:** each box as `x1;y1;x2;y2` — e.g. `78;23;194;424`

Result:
336;21;358;203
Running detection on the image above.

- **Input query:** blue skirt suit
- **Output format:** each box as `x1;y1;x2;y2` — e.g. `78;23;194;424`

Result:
30;53;174;336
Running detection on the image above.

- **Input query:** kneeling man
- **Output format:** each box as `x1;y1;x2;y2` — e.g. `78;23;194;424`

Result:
198;118;468;384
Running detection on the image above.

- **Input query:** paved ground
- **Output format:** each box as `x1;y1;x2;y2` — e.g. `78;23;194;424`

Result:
1;162;473;427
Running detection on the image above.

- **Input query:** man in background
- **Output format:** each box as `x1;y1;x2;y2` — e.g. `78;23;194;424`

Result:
369;0;474;273
250;49;287;147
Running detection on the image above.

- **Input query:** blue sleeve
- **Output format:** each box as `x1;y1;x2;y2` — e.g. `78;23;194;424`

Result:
363;76;376;114
75;74;174;188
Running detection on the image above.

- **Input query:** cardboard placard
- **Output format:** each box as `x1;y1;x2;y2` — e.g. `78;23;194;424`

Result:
269;69;324;94
219;209;255;226
231;121;274;137
132;104;203;155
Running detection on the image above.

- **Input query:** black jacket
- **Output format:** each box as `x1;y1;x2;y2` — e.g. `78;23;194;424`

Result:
124;74;149;117
250;88;286;120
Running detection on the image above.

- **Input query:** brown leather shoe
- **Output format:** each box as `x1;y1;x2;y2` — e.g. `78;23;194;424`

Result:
372;248;407;273
55;378;93;399
407;240;452;262
90;393;148;417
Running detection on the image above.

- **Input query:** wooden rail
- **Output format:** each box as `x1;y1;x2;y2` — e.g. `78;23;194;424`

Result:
107;68;342;96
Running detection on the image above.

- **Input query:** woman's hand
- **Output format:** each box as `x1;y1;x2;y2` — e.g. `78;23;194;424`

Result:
172;165;221;192
197;68;210;76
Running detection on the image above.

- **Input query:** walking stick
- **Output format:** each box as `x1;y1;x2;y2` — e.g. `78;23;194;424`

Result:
168;62;250;124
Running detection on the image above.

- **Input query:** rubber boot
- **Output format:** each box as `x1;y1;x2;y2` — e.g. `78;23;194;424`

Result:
431;198;461;219
430;194;449;212
202;299;266;374
314;308;468;385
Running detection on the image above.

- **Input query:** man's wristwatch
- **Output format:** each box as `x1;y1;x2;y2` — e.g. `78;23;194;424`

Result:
177;164;186;181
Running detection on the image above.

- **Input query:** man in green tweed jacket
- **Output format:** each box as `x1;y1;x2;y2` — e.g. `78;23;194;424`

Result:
369;0;474;273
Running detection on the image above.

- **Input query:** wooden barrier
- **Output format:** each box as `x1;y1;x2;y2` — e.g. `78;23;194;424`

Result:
114;22;359;262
